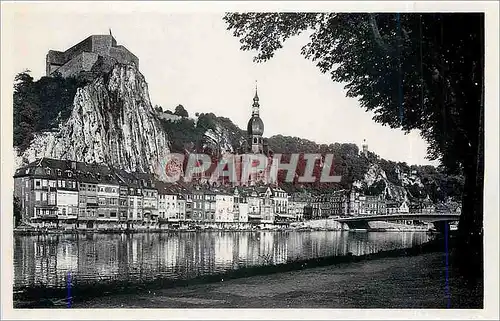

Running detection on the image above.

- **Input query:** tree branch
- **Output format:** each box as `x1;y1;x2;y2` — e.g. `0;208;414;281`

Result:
369;14;392;53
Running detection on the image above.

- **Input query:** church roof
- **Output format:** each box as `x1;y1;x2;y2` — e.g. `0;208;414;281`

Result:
247;116;264;136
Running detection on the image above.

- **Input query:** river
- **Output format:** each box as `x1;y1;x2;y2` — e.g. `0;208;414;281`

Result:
14;231;433;291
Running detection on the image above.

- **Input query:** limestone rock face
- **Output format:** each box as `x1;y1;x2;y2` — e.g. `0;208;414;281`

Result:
353;163;408;202
203;125;246;154
18;64;170;175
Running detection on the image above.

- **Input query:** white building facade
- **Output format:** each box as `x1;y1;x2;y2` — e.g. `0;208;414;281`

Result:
215;193;234;223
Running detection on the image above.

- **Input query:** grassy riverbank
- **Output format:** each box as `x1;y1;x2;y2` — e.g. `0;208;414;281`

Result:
71;250;482;309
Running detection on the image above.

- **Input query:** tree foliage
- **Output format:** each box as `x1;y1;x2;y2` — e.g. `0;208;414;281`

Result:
160;107;244;153
174;104;189;118
224;12;484;274
13;71;88;152
224;13;482;170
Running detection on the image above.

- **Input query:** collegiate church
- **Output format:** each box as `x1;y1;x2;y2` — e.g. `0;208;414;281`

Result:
245;84;270;156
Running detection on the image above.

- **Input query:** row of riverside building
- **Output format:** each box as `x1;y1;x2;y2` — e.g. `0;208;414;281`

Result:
13;158;456;230
13;158;304;229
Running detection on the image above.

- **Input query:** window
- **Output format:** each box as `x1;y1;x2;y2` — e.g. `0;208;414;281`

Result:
49;180;56;188
35;191;41;201
36;208;41;216
62;181;66;188
25;193;29;201
35;180;41;188
110;212;117;218
67;171;72;178
42;193;47;202
62;208;66;215
25;180;29;188
57;169;61;176
49;193;56;205
46;169;51;175
79;197;86;204
42;179;48;187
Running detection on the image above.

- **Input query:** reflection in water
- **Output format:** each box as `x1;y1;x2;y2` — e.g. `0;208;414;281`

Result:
14;231;432;289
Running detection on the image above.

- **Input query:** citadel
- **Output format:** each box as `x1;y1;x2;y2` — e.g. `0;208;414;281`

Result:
46;32;139;78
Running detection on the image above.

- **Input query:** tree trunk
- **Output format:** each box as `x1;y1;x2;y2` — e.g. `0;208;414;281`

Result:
456;91;484;282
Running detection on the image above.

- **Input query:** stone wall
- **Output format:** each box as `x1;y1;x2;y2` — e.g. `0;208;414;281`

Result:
53;54;83;78
46;36;93;76
46;51;65;75
81;52;99;71
91;35;113;56
54;52;98;78
47;64;61;76
110;46;139;68
61;36;93;64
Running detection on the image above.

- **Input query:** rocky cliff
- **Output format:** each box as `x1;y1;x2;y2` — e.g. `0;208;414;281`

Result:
16;64;170;175
353;163;409;201
203;123;246;153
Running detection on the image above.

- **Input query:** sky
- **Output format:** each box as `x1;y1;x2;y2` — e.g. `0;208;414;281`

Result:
6;4;437;166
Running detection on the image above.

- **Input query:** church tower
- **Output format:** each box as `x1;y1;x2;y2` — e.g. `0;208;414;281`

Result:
362;139;368;157
247;83;265;154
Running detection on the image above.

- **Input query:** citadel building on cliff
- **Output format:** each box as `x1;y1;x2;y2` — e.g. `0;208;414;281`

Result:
45;32;138;78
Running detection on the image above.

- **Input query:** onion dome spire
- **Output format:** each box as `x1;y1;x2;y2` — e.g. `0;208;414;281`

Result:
254;80;259;101
252;80;260;115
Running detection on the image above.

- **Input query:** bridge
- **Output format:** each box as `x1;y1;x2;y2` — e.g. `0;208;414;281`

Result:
333;213;460;230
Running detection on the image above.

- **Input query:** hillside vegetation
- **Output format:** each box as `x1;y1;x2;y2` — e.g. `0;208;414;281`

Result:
157;105;464;203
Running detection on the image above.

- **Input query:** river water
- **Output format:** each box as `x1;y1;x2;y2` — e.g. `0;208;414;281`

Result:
14;231;432;290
